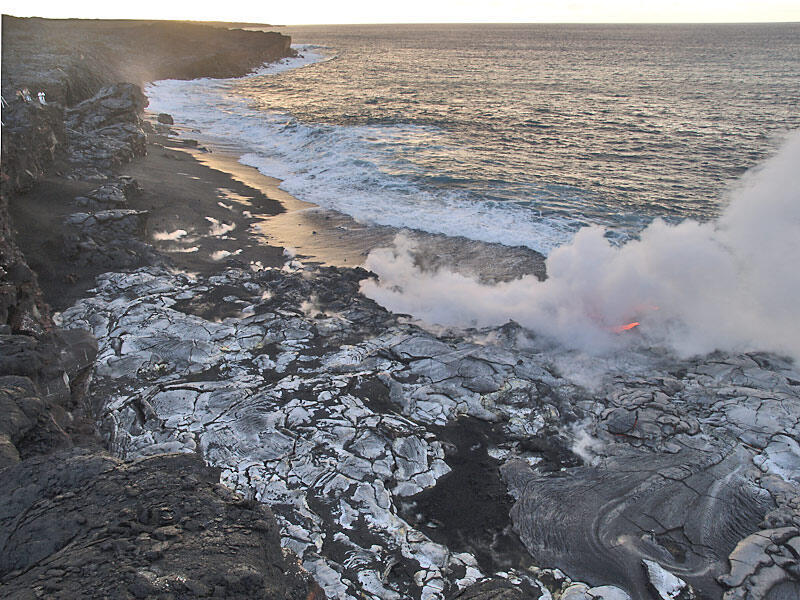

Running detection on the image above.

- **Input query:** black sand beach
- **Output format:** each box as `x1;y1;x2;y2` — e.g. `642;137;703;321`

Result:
9;133;288;310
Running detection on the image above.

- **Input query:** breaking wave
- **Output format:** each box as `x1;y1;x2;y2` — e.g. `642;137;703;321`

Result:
147;45;593;256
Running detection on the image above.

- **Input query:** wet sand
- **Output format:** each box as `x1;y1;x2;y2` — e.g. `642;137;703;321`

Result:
184;144;400;267
120;135;287;275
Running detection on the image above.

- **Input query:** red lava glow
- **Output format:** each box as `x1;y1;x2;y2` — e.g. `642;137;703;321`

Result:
609;305;658;334
612;321;640;334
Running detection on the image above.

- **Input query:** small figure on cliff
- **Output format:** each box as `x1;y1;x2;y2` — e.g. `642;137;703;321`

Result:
37;91;46;105
16;88;32;103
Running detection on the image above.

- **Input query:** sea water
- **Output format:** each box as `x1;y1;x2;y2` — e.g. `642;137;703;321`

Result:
148;23;800;257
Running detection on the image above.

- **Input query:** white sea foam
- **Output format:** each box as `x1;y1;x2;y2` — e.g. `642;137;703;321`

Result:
147;43;800;362
146;45;577;256
361;131;800;362
250;44;332;76
211;249;242;261
205;217;236;237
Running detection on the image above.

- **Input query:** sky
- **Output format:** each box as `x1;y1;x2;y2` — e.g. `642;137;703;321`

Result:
2;0;799;24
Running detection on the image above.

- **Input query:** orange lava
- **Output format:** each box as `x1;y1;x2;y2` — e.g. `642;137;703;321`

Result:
612;321;640;333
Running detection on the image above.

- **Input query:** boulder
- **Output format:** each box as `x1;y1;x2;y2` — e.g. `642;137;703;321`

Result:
66;209;148;240
0;98;65;192
65;83;147;131
63;208;162;270
76;176;141;211
65;83;148;172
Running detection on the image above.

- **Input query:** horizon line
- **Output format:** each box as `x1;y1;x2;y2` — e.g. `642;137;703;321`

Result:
3;14;800;26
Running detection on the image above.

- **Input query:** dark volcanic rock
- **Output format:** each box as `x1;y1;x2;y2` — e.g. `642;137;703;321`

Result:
0;212;51;337
0;375;67;468
65;83;148;172
1;16;293;189
76;176;141;211
501;445;778;599
0;329;97;467
62;261;800;599
9;14;800;600
0;105;61;337
66;209;148;239
63;208;162;270
0;99;65;192
65;82;147;131
0;329;97;395
0;450;320;600
717;528;800;599
62;176;164;271
450;578;528;599
0;15;320;600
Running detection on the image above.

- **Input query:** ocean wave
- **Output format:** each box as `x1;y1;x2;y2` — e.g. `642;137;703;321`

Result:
249;44;334;76
146;44;587;256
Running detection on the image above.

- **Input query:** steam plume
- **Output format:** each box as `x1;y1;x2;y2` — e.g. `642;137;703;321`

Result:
360;131;800;361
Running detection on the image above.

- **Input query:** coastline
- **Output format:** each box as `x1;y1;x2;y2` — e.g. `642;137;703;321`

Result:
4;17;800;600
167;138;399;269
9;131;291;311
154;119;548;283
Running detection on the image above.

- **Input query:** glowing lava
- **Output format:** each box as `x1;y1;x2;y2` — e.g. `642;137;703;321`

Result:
609;305;658;334
612;321;640;333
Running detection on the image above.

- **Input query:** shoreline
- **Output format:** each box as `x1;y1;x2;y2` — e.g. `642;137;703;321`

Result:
171;138;399;268
156;116;548;284
4;17;800;600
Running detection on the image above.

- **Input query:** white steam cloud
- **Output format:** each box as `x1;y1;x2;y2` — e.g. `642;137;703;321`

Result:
360;131;800;361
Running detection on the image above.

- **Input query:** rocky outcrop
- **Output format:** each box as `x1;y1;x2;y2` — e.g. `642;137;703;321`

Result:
0;15;292;327
0;328;97;468
0;15;310;600
0;100;65;192
0;375;71;466
0;315;320;600
64;208;154;269
0;82;148;194
65;83;148;171
0;450;321;600
0;194;52;336
0;16;293;191
62;176;166;274
76;175;141;211
0;16;292;334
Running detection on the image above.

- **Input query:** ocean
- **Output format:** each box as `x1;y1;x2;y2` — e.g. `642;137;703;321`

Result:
148;23;799;256
148;23;800;359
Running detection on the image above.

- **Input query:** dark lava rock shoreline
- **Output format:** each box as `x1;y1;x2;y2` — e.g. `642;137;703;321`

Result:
4;15;800;600
1;16;321;600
